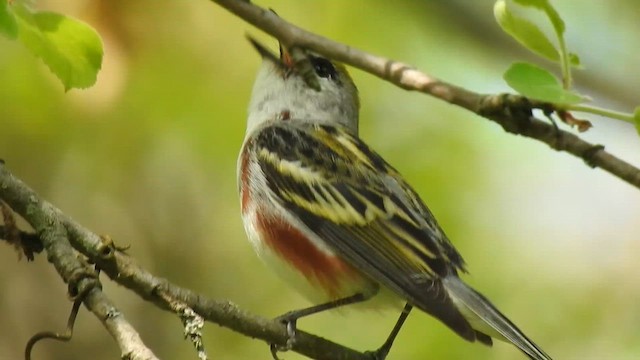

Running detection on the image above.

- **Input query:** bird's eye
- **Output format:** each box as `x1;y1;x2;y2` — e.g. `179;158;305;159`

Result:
309;56;338;80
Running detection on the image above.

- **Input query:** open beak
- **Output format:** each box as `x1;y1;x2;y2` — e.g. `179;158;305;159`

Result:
246;35;294;71
246;35;321;91
278;42;294;68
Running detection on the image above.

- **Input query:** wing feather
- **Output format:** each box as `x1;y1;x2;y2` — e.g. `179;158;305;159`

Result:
252;122;475;340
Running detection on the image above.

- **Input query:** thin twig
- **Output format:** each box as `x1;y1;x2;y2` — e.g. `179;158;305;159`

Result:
25;290;84;360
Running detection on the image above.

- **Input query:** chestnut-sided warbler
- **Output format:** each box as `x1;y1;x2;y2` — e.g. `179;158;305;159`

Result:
237;37;551;360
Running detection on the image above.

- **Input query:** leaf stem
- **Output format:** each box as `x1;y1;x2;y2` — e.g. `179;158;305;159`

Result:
564;104;634;123
543;3;572;89
555;31;571;89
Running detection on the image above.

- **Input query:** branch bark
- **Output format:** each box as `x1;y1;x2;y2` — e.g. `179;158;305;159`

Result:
0;165;159;360
211;0;640;190
0;163;370;359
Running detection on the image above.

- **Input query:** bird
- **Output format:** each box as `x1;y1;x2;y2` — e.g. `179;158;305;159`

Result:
237;36;552;360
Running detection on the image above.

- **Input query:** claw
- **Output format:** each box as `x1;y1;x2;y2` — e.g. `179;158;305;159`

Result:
284;318;297;348
269;314;298;359
267;294;370;358
270;343;282;360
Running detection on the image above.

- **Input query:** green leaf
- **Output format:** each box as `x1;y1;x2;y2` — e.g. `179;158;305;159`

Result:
634;107;640;135
512;0;548;10
513;0;565;35
494;0;559;62
542;3;565;36
13;4;103;90
0;0;18;39
503;62;584;104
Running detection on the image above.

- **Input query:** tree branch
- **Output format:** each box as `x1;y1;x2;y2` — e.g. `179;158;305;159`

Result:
0;165;154;360
211;0;640;190
84;285;160;360
0;163;370;359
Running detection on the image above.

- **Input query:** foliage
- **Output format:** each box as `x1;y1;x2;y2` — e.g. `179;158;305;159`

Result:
503;62;582;104
494;0;637;127
0;0;102;90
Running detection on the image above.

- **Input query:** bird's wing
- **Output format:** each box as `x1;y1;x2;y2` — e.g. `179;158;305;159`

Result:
252;122;476;340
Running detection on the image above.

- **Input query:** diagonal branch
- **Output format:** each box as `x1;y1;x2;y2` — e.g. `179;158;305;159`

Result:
0;165;156;360
211;0;640;190
0;164;370;360
63;208;371;360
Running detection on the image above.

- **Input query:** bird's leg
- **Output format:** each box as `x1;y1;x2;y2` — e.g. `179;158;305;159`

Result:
270;292;371;359
366;303;413;360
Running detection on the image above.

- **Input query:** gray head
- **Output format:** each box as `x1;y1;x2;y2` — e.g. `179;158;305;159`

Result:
245;38;360;136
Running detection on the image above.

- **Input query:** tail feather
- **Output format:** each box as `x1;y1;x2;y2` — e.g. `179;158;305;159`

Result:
442;276;552;360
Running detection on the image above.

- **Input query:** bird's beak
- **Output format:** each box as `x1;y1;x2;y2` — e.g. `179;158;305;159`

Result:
246;35;320;90
246;35;294;71
278;42;295;69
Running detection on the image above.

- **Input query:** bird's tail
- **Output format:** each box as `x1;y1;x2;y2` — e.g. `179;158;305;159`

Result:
442;276;552;360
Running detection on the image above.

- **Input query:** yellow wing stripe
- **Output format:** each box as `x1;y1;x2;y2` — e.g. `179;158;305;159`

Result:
334;132;376;169
259;148;323;183
381;194;420;228
281;185;365;225
254;123;464;282
351;191;387;223
315;127;375;169
385;222;437;265
262;145;438;261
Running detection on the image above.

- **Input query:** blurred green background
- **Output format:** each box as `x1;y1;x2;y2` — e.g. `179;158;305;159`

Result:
2;1;640;359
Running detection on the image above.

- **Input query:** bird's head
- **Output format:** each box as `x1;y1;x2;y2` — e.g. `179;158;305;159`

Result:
246;37;360;135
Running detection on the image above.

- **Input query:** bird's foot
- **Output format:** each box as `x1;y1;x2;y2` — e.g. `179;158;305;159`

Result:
364;345;391;360
269;312;298;360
